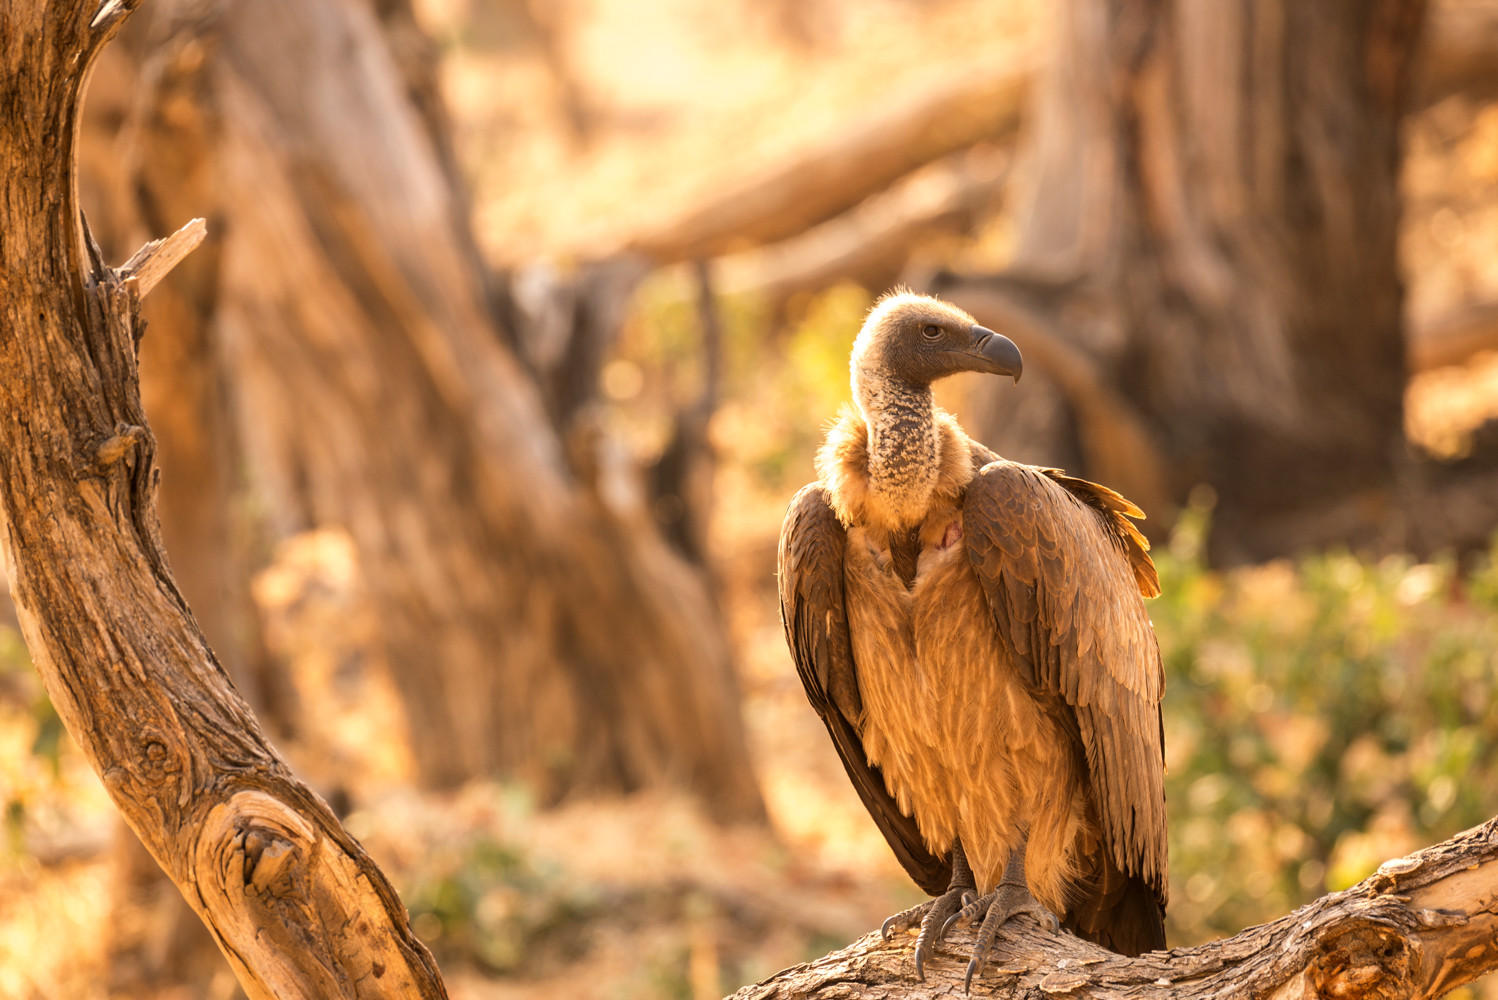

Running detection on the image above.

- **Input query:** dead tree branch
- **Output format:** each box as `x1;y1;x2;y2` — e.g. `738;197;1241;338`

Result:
625;60;1033;264
732;818;1498;999
714;147;1010;308
0;4;446;997
1411;300;1498;372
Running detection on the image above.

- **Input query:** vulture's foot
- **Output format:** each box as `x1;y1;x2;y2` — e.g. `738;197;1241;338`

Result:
879;884;975;981
881;843;977;981
943;881;1060;992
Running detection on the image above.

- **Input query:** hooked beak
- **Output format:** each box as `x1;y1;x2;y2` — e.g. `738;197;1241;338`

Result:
964;325;1023;382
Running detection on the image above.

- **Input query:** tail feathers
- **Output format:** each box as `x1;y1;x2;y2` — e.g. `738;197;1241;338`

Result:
1086;877;1166;956
1063;852;1166;957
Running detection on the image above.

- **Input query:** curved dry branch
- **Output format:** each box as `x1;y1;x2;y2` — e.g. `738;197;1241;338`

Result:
1410;300;1498;373
732;818;1498;1000
714;148;1010;308
623;60;1033;264
0;4;446;998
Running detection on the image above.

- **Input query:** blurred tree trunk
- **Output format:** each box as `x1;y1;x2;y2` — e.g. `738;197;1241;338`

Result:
942;0;1426;564
90;0;764;818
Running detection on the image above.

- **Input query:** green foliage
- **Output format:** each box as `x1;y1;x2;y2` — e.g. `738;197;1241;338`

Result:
1155;505;1498;944
0;624;67;861
402;832;600;974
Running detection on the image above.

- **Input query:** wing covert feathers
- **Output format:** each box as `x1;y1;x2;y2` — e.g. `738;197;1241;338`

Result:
962;462;1169;946
778;484;952;896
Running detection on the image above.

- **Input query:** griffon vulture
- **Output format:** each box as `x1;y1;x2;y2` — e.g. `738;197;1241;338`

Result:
777;291;1167;987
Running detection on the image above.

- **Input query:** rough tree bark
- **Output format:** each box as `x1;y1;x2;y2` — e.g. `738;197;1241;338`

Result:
929;0;1426;564
0;2;446;998
82;18;362;996
88;0;764;817
733;816;1498;999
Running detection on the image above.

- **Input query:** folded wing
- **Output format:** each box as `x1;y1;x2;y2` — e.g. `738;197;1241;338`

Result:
962;462;1168;954
777;483;952;895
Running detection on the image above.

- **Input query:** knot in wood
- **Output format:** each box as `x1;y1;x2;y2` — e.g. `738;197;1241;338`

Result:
93;423;147;469
138;736;179;781
1310;923;1413;999
239;823;298;895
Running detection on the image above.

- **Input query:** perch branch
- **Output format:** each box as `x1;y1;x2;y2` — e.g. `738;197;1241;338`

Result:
731;818;1498;999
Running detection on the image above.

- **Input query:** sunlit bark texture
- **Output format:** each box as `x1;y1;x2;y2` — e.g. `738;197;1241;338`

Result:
940;0;1426;564
88;0;764;816
735;817;1498;999
0;2;448;997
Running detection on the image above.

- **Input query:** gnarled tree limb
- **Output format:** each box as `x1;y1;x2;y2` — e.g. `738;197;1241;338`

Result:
0;3;446;998
732;817;1498;999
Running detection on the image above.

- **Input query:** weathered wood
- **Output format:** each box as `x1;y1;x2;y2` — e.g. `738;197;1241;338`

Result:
0;4;446;998
731;817;1498;999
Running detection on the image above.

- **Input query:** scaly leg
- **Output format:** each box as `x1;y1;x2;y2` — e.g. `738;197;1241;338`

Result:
880;840;978;981
942;839;1060;992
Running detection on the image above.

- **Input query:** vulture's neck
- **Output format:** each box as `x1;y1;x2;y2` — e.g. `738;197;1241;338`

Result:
854;368;940;525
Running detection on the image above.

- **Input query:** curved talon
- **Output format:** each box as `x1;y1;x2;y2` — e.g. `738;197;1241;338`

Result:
944;879;1062;993
964;955;982;994
881;900;931;941
913;888;964;981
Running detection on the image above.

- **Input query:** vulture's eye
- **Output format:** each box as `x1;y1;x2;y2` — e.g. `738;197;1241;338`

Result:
922;324;942;341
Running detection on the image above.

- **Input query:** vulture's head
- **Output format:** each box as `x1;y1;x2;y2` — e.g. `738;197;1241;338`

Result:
851;291;1022;392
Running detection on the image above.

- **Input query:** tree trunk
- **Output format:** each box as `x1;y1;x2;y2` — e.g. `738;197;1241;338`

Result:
733;816;1498;999
0;2;447;996
89;0;764;818
939;0;1425;564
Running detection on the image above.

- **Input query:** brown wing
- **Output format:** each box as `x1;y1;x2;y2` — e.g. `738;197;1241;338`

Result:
778;483;952;896
962;461;1168;954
